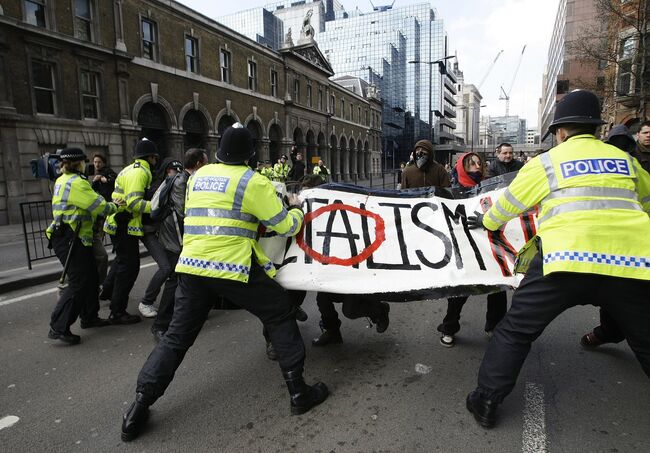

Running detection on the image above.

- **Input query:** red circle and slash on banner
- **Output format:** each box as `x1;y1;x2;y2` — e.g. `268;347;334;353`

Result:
296;204;386;266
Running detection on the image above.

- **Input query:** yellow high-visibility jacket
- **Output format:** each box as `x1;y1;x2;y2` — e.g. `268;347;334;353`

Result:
272;163;290;182
46;172;118;246
176;163;304;282
483;134;650;280
104;159;152;237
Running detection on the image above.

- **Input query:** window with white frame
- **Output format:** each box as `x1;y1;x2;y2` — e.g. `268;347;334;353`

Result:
617;35;635;95
248;60;257;91
141;19;157;60
185;36;199;73
74;0;93;41
80;70;100;119
32;60;56;114
220;49;232;83
270;69;278;97
24;0;46;28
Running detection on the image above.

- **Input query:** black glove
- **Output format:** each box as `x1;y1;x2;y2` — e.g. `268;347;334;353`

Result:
466;212;485;230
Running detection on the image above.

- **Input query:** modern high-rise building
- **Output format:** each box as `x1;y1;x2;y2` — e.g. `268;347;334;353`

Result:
490;116;527;145
317;2;460;165
220;1;461;166
539;0;603;145
217;7;283;50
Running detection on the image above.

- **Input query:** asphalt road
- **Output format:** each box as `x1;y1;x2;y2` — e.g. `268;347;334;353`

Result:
1;261;648;452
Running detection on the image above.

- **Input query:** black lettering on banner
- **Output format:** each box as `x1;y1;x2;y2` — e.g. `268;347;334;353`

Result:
316;200;361;269
411;202;452;269
280;236;297;267
362;202;421;270
442;203;486;270
519;209;537;242
302;197;329;264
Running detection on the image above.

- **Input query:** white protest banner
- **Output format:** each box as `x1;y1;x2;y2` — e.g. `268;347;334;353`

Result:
260;182;538;301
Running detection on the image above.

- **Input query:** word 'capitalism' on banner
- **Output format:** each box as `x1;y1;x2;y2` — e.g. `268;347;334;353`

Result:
260;177;537;301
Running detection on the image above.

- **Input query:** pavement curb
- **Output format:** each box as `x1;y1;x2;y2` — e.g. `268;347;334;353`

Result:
0;251;151;294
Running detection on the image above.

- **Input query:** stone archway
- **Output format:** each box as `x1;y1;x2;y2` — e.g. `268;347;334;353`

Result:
348;137;356;181
246;119;264;168
339;135;348;180
357;138;364;179
137;102;172;158
182;109;209;150
268;123;283;164
330;134;339;181
305;129;316;171
293;127;305;159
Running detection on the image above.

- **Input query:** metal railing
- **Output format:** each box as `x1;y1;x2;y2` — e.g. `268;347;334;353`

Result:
20;201;56;270
20;201;113;270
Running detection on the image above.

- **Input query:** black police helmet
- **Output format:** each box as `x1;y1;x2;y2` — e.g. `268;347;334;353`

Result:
548;90;605;135
134;138;159;159
59;147;87;162
216;123;255;164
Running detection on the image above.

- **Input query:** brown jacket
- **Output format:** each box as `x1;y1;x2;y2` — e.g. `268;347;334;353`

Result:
401;161;451;189
631;143;650;174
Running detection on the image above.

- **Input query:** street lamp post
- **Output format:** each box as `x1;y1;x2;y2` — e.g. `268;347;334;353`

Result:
408;56;455;146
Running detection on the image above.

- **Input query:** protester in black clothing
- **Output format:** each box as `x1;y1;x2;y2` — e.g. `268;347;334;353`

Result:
485;143;523;178
288;150;306;182
90;154;116;285
151;149;209;341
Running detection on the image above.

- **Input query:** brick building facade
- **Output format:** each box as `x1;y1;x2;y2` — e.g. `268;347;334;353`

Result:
0;0;382;225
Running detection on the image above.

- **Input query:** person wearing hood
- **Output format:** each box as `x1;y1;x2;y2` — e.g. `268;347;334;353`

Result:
400;140;451;189
437;152;508;347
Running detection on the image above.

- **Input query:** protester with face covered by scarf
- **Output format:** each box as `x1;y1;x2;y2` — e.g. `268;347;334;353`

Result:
438;152;508;347
400;140;451;189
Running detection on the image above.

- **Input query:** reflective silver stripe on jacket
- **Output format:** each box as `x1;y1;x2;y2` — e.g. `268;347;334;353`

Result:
61;175;79;203
538;199;642;224
544;186;638;202
539;153;558;192
113;187;124;194
87;196;104;213
492;200;520;222
184;225;257;239
641;195;650;205
125;191;145;199
185;208;257;223
503;188;527;211
486;209;502;226
232;169;255;212
273;214;300;237
261;208;290;228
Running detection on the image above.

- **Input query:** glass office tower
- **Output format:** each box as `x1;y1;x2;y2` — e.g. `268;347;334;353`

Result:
217;7;283;50
318;3;457;165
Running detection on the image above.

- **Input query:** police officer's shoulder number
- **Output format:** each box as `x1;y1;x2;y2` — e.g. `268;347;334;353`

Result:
133;161;141;168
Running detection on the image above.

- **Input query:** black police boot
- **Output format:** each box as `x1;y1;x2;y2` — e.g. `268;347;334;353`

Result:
283;369;329;415
373;302;390;333
121;393;154;442
466;390;498;428
266;341;278;361
312;328;343;346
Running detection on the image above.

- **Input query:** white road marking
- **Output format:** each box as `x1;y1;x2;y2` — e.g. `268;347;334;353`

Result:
0;415;20;430
0;262;157;307
522;382;547;453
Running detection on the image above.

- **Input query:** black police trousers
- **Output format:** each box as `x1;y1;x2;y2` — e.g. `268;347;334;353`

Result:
108;228;140;315
136;263;306;400
477;252;650;403
438;291;507;336
50;225;99;333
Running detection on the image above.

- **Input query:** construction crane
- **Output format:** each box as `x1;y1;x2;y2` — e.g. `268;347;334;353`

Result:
499;45;527;117
477;49;504;91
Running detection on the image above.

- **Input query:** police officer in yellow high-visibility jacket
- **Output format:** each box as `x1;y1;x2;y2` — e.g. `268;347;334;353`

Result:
465;90;650;429
103;139;158;325
45;148;120;344
272;155;290;182
121;124;328;442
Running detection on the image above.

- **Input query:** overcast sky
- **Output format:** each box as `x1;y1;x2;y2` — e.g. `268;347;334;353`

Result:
177;0;560;129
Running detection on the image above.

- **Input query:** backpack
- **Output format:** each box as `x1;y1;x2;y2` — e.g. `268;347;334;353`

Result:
150;174;178;221
30;152;62;181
